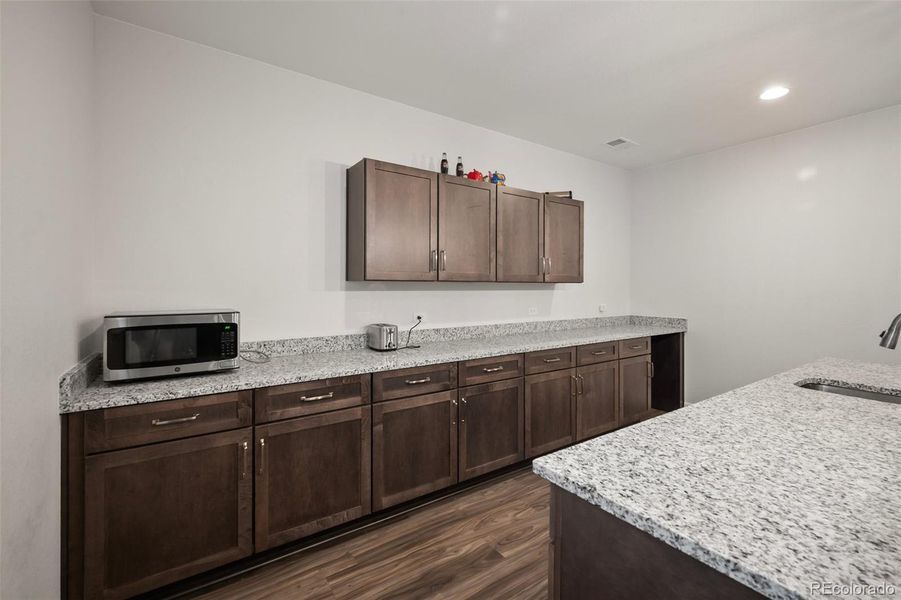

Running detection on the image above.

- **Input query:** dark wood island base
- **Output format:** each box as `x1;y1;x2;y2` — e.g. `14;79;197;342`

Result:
548;484;764;600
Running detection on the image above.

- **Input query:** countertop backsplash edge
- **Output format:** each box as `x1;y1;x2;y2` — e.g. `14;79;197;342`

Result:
59;314;687;413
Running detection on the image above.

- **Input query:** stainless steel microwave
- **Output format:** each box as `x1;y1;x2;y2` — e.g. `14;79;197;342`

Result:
103;310;240;382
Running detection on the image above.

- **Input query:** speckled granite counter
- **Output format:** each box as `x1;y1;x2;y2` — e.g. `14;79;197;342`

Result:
60;316;685;413
533;357;901;600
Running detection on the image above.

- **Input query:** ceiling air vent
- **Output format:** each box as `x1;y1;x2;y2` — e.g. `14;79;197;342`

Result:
605;137;638;151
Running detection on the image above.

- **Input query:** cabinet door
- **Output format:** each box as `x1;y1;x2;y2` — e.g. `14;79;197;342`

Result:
372;390;458;510
525;369;576;458
84;429;252;600
620;355;652;426
576;362;619;440
497;186;544;282
438;175;496;281
544;195;583;283
365;160;438;281
459;379;524;481
255;407;371;551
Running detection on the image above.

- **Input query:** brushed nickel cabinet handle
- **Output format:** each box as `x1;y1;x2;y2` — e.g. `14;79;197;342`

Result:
577;374;585;395
430;250;438;271
540;257;546;274
440;250;447;271
482;366;504;373
648;362;655;378
300;392;334;402
405;376;432;385
571;376;578;396
258;438;266;475
151;413;199;426
241;441;248;480
543;357;561;363
546;257;552;274
630;344;645;350
591;350;608;356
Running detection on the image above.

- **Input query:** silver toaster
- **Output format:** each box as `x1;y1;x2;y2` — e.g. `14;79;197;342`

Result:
366;323;398;351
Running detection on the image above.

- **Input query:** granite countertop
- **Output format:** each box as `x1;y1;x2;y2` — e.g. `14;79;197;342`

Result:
61;321;685;413
533;357;901;600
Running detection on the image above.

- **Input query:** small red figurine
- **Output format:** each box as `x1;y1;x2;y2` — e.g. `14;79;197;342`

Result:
466;169;483;181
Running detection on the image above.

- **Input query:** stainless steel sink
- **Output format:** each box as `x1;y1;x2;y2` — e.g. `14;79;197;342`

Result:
797;382;901;405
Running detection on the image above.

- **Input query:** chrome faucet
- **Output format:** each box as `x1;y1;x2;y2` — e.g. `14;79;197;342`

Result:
879;313;901;349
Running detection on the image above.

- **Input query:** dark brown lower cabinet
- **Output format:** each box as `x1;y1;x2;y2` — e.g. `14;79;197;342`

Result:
575;361;619;440
549;485;763;600
372;390;458;510
458;378;524;481
525;369;576;458
620;354;653;426
83;428;253;600
254;406;371;551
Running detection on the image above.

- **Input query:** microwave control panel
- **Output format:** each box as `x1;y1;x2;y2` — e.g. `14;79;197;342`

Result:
220;324;238;358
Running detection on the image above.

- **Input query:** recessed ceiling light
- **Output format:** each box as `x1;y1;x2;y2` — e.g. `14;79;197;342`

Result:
759;86;790;100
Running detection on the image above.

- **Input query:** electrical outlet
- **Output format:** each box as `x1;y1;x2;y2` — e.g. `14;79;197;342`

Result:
528;307;538;316
412;312;425;324
598;304;607;314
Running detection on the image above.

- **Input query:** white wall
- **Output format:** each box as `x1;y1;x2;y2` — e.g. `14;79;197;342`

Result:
631;106;901;403
0;1;95;598
92;16;632;343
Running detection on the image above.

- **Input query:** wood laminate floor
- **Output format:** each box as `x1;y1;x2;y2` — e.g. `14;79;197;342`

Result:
195;470;550;600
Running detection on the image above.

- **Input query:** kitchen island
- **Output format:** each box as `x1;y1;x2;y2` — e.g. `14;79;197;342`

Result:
533;357;901;600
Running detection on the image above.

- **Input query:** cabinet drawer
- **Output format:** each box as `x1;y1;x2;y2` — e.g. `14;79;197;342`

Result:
618;337;651;358
373;363;457;402
458;354;524;386
84;391;252;453
577;342;618;365
524;347;576;375
255;375;370;423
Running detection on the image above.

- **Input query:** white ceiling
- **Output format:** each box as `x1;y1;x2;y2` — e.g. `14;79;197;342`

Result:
92;1;901;169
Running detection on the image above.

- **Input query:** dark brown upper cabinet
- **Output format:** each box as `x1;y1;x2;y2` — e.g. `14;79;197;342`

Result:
438;175;496;281
544;195;584;283
347;159;438;281
347;159;584;283
497;186;545;282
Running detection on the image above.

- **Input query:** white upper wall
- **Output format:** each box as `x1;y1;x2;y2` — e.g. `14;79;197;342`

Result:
631;105;901;403
91;0;901;169
0;1;95;598
92;16;632;343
